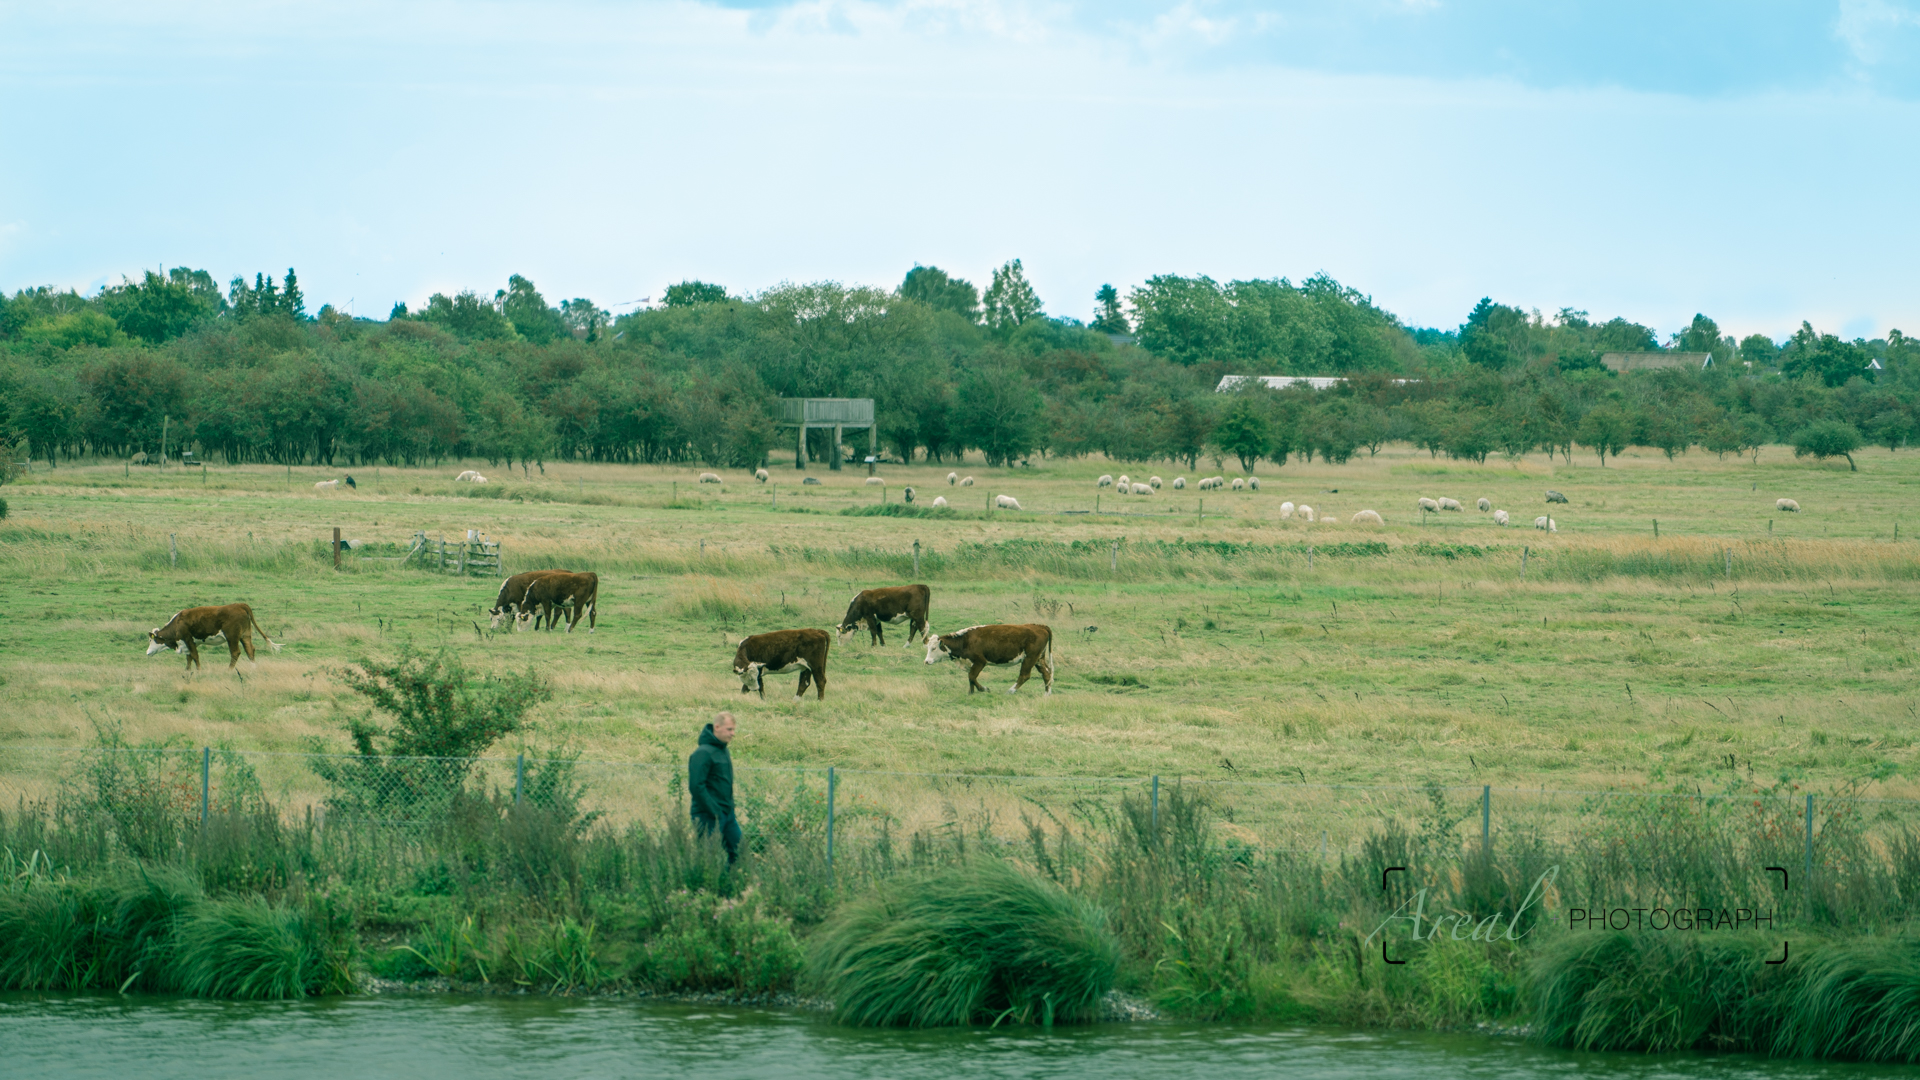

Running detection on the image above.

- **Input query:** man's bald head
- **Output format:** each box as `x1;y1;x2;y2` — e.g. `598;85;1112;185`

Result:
713;712;736;744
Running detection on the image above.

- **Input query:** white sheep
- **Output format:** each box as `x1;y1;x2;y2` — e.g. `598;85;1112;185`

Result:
1777;498;1800;512
1231;478;1245;490
1534;516;1557;532
948;472;959;485
1211;476;1226;489
1477;497;1491;512
995;494;1022;510
865;476;884;486
1149;476;1162;489
1351;509;1384;525
1172;477;1186;489
1493;509;1509;526
932;495;948;507
1116;474;1131;490
1247;477;1259;491
1418;497;1439;513
314;479;339;491
960;476;974;486
1439;497;1463;511
1297;505;1315;522
699;472;723;484
755;468;769;482
1280;501;1295;519
1097;475;1113;488
903;486;916;502
454;469;484;482
1131;483;1152;495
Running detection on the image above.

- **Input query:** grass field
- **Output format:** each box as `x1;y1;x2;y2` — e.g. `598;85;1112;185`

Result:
2;444;1917;807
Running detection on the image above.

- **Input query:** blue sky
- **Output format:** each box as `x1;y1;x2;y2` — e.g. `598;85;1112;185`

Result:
1;1;1916;340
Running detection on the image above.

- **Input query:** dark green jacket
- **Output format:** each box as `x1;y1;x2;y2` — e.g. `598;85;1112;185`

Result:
688;724;735;822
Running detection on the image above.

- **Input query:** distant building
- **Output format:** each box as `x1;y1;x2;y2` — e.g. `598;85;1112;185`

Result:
1215;375;1414;392
1600;351;1713;373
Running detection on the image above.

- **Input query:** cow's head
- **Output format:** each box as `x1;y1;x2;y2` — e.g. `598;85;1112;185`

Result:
923;634;954;665
734;659;766;697
488;608;509;629
513;610;536;632
146;629;181;656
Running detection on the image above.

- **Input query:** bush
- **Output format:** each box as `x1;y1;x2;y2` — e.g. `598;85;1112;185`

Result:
172;896;354;999
1529;931;1778;1052
805;858;1118;1027
1770;936;1920;1062
632;888;802;994
0;497;8;519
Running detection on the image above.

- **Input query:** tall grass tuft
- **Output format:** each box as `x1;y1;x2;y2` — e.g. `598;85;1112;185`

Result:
805;858;1118;1027
1528;931;1778;1052
171;896;354;999
1768;937;1920;1062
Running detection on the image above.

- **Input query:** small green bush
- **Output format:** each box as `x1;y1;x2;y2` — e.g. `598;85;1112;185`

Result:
0;497;9;519
1529;931;1778;1052
633;888;802;994
805;858;1118;1027
1770;937;1920;1062
172;897;352;999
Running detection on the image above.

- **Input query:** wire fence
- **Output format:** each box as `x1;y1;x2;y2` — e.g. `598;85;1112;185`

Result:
6;746;1919;875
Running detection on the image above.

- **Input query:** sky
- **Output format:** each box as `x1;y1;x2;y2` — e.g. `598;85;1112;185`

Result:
1;1;1916;341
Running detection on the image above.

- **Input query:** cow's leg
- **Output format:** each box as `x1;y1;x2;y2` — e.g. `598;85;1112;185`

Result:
1011;655;1034;693
228;634;245;669
967;660;986;693
812;666;826;700
184;638;201;671
586;595;595;633
794;669;812;701
239;629;257;665
1039;654;1053;695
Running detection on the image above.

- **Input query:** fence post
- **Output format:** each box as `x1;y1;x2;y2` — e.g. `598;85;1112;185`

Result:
200;746;210;823
333;527;341;571
1151;775;1160;835
1521;546;1528;579
1805;793;1814;885
1307;546;1313;570
1725;547;1732;577
1481;784;1491;859
515;753;525;806
913;540;920;578
1653;519;1659;538
169;533;177;569
1110;541;1118;572
827;767;837;866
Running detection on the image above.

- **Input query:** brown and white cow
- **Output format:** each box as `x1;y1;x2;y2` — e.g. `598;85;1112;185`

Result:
837;584;931;647
517;571;599;632
733;629;830;701
923;623;1053;695
490;570;573;629
145;603;281;671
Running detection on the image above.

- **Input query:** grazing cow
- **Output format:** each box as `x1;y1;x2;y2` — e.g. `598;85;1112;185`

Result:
1097;475;1113;488
518;571;599;632
960;476;975;486
924;624;1054;695
699;472;723;484
948;472;958;485
490;569;573;629
932;495;948;507
1172;477;1186;489
755;468;770;482
146;603;280;671
733;629;830;700
1545;490;1568;504
995;494;1022;510
838;584;931;646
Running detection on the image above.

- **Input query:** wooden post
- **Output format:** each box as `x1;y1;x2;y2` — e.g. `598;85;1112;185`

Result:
333;527;341;570
169;533;177;569
458;537;467;576
1307;545;1313;570
160;415;168;469
1653;519;1659;537
913;540;921;578
831;423;843;471
1725;547;1732;576
1110;541;1118;572
1521;546;1528;579
796;422;806;469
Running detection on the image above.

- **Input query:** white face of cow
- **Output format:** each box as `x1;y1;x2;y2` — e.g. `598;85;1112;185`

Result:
924;636;952;665
146;631;167;656
735;661;764;694
488;609;509;629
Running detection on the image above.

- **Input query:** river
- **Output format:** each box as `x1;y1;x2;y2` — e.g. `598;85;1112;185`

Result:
2;993;1914;1079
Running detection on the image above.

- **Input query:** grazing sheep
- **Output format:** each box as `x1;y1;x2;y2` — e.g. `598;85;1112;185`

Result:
1098;475;1113;488
1172;477;1186;489
803;476;821;485
755;468;769;482
903;486;915;503
1149;476;1162;489
1297;505;1315;522
1212;477;1226;489
948;472;958;485
1131;483;1152;495
960;476;974;486
1231;478;1245;490
1439;497;1463;511
865;476;884;486
1247;477;1259;491
1418;497;1439;513
699;472;723;484
995;494;1022;510
314;479;339;491
1116;474;1131;490
1493;509;1510;526
455;470;484;482
932;495;948;507
1280;501;1295;519
1546;490;1568;504
1534;516;1557;532
1776;498;1800;512
1477;498;1491;512
1350;509;1384;525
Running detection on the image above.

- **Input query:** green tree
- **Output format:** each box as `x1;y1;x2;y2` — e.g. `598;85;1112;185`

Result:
421;291;516;342
500;275;567;344
6;370;90;466
664;281;728;307
1867;409;1911;452
1091;284;1128;334
898;266;980;322
1701;419;1743;460
1127;275;1228;365
951;362;1041;465
20;311;126;349
1460;298;1526;370
99;268;225;343
982;259;1043;332
1791;419;1862;471
1211;396;1269;470
1782;322;1872;387
1156;396;1215;469
1576;405;1630;466
560;298;610;342
1737;415;1771;462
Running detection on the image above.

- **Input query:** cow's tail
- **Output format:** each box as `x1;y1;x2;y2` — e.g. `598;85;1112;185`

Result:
250;612;282;653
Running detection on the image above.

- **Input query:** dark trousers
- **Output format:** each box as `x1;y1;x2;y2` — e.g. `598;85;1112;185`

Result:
693;813;741;864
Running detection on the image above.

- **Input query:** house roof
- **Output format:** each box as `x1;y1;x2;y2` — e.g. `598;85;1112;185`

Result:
1600;352;1713;373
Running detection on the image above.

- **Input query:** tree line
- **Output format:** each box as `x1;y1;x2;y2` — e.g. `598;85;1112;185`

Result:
1;260;1915;475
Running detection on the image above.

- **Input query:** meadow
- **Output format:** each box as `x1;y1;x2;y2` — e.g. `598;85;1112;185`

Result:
2;443;1915;804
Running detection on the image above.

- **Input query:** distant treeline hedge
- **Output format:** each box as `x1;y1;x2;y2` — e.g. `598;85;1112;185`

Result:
2;263;1915;472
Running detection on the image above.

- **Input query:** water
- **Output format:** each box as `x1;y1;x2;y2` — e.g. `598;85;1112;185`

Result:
1;994;1912;1080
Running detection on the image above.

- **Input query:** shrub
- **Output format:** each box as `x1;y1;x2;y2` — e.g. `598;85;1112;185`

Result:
1770;937;1920;1062
1529;931;1777;1052
172;896;355;999
0;497;8;519
1792;420;1863;471
805;858;1118;1027
632;888;802;994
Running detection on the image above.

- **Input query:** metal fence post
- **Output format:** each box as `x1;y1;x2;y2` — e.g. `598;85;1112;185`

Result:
1481;784;1491;859
1805;793;1815;885
826;767;837;866
514;753;525;806
200;746;210;823
1151;775;1160;835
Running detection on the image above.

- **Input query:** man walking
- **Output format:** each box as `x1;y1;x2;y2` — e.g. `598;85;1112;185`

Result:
688;711;740;864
